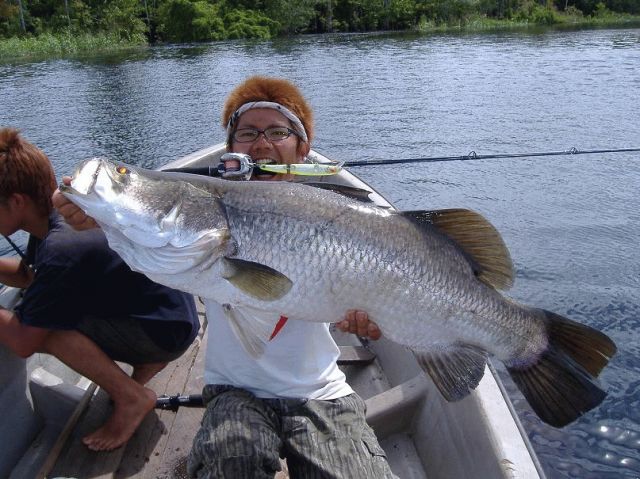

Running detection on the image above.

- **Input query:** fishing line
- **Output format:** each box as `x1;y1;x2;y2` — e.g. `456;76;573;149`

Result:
342;146;640;167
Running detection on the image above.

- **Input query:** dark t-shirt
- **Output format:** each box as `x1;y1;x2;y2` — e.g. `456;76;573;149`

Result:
15;212;199;351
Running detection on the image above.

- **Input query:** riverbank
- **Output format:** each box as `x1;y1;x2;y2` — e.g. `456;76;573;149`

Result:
0;32;147;62
417;11;640;33
1;14;639;62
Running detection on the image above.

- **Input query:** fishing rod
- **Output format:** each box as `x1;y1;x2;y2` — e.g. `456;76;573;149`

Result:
341;146;640;167
165;147;640;178
156;393;204;411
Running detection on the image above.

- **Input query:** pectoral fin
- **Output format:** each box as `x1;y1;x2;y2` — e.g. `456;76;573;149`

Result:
414;343;488;401
222;304;281;358
222;258;293;301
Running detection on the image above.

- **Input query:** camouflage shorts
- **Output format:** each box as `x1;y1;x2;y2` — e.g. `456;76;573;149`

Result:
187;385;396;479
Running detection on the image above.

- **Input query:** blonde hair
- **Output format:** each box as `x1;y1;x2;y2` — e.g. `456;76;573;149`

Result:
222;76;314;144
0;128;57;215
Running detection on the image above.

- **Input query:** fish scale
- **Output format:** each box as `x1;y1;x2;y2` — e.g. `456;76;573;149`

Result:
222;185;538;357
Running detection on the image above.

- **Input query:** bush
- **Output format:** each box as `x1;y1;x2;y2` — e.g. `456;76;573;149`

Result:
157;0;224;42
97;0;147;40
515;1;561;24
0;31;144;59
223;8;278;39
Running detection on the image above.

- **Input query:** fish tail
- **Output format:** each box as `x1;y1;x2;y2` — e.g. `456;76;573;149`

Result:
506;310;616;428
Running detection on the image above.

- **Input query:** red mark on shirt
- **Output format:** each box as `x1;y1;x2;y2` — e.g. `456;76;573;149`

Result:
269;315;289;340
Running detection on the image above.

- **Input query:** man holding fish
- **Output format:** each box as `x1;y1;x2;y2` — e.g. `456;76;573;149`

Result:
0;128;200;452
53;77;395;477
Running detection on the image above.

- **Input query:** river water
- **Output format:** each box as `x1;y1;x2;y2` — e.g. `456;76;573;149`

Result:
1;27;639;478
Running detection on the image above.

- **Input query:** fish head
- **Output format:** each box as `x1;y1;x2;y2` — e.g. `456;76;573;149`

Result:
61;158;231;277
62;158;188;246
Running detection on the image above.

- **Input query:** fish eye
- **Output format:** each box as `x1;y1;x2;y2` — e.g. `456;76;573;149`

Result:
115;166;129;175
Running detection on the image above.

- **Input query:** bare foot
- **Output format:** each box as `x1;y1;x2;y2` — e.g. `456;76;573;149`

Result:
131;361;168;385
82;387;156;451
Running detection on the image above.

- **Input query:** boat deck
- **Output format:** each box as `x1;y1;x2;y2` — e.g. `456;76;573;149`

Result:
48;300;213;479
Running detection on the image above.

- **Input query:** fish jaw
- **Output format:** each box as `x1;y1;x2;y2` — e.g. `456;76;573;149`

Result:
61;158;172;247
62;158;207;247
61;158;231;277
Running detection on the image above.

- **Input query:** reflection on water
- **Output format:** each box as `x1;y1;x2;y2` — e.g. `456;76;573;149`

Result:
2;27;640;478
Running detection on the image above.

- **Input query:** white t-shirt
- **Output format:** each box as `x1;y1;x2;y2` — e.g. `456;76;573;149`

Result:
203;299;354;399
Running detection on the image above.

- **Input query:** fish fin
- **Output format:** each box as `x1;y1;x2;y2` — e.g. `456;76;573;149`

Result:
221;304;278;358
299;181;374;203
222;258;293;301
401;209;514;290
414;343;488;401
506;309;616;427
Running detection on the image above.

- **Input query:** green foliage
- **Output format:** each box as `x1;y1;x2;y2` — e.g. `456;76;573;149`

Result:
385;0;416;29
0;30;144;59
592;2;611;17
263;0;315;34
415;0;474;26
223;8;279;39
157;0;224;42
97;0;147;40
2;0;640;54
514;0;561;24
334;0;384;31
476;0;519;19
0;0;20;36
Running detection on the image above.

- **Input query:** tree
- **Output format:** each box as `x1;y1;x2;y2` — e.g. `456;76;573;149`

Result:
17;0;25;31
157;0;224;41
264;0;315;34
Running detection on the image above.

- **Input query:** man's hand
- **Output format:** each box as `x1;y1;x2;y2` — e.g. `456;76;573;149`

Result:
335;310;382;340
52;177;98;231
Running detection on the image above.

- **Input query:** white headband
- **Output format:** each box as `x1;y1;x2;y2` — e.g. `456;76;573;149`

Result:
227;101;308;143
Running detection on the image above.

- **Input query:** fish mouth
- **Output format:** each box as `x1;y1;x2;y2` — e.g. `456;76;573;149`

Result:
60;158;103;196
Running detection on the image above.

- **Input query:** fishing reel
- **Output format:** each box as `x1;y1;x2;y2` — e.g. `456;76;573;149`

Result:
217;153;255;180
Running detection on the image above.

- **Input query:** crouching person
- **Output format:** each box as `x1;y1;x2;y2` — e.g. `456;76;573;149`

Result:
0;127;199;451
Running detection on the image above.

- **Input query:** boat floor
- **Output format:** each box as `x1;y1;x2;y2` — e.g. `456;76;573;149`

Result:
47;301;387;479
49;300;211;479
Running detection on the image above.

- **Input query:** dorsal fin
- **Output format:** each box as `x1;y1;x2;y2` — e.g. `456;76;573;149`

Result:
401;209;514;290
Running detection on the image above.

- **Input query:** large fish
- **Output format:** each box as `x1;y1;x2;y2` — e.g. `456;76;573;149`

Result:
61;158;616;427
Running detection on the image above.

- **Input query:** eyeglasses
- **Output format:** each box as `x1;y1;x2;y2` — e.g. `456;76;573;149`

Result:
232;127;299;143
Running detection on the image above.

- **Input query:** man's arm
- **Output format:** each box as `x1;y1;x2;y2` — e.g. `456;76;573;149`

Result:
0;257;33;288
0;306;48;358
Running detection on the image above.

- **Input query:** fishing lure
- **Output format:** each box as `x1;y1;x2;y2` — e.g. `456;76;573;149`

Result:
257;163;342;176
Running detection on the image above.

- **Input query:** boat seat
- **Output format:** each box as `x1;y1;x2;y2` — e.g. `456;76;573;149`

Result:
364;374;428;440
337;345;376;365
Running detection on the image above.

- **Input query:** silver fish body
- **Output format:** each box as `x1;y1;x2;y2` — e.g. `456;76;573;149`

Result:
62;158;616;427
219;182;545;363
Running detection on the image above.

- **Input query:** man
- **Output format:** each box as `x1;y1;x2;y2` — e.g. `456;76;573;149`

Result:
53;77;394;478
0;127;200;452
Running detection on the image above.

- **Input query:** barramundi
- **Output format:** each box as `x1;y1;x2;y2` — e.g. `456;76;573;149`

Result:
61;158;617;427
